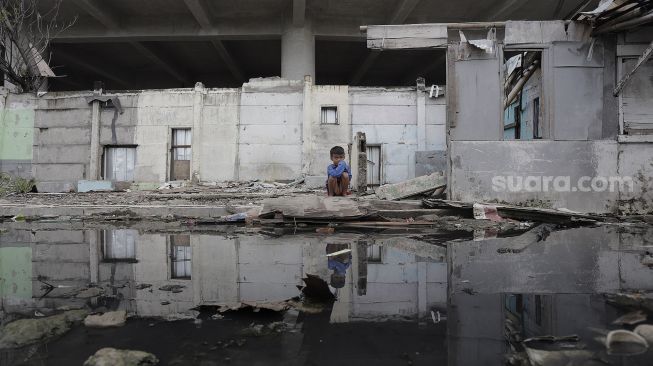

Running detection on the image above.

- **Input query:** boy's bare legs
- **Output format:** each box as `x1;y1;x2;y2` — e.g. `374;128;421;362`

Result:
327;176;340;196
339;172;350;195
327;173;349;196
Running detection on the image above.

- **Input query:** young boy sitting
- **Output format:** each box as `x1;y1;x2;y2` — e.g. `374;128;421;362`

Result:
327;146;351;196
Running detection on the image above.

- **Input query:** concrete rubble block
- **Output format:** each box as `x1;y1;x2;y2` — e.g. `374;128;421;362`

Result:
0;309;88;349
83;348;159;366
260;196;366;219
375;172;446;200
77;180;114;193
84;311;127;328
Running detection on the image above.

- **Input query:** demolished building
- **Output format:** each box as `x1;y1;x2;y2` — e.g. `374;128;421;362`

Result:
0;0;652;214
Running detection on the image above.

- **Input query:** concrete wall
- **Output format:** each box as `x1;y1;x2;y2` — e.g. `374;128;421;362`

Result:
0;92;35;179
349;87;446;184
450;140;619;213
305;85;350;177
238;78;304;181
33;92;93;192
444;26;652;214
1;78;448;190
617;142;653;214
201;90;241;181
350;87;417;183
134;91;194;182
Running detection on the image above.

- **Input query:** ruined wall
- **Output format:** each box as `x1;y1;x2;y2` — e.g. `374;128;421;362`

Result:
0;92;35;179
238;79;304;181
305;85;350;177
450;140;620;213
134;91;195;182
1;79;449;189
201;90;240;182
617;143;653;214
33;93;93;192
350;87;418;184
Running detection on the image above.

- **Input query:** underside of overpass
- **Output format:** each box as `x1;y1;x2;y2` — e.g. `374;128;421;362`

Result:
42;0;598;91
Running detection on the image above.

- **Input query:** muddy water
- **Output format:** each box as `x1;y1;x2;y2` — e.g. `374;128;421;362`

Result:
0;223;652;365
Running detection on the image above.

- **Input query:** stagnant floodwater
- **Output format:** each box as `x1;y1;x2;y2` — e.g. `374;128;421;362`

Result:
0;222;652;365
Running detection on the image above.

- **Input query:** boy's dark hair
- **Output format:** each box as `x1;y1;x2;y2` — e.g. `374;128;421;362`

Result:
330;146;345;157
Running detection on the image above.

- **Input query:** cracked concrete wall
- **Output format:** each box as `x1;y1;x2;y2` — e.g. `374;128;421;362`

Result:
450;140;620;213
349;87;445;184
201;90;240;182
134;91;195;182
617;143;653;214
33;92;93;192
2;80;448;190
350;87;417;184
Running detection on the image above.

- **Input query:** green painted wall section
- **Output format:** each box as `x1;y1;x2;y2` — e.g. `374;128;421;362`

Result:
0;108;35;160
0;247;33;300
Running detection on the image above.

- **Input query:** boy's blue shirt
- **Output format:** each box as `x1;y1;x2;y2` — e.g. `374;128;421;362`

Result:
327;161;352;179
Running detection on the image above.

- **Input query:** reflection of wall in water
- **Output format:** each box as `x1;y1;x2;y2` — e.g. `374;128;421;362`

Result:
4;229;448;320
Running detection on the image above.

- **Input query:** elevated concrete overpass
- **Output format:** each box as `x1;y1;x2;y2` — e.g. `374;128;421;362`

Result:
40;0;597;90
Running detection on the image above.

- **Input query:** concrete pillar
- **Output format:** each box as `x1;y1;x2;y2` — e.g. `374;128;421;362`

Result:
191;82;206;183
301;75;313;175
416;77;426;151
281;22;315;81
89;89;102;180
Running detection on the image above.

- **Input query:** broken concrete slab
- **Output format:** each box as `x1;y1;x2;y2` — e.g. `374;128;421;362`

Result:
374;173;446;200
84;311;127;328
77;180;114;193
83;347;159;366
259;196;368;220
0;309;88;349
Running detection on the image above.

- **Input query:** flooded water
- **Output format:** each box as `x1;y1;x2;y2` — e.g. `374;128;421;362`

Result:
0;222;652;365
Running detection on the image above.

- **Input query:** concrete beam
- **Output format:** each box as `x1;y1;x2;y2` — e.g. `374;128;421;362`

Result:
55;49;131;87
183;0;213;29
71;0;120;29
53;21;286;43
293;0;306;27
130;42;189;84
181;0;245;83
